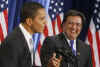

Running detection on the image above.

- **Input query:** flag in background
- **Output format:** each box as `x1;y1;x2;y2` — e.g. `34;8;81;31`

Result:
8;0;64;66
0;0;8;44
86;0;100;67
33;0;64;66
2;0;99;66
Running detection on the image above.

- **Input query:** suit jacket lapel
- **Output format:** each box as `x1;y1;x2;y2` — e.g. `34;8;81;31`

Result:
16;27;31;60
17;27;30;52
59;33;70;48
76;40;81;67
60;33;81;66
59;33;73;52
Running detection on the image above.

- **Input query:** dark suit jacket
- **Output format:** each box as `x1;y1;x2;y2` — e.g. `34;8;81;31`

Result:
0;27;32;67
40;33;93;67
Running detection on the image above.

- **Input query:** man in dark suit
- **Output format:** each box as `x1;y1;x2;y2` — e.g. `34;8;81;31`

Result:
0;2;46;67
40;10;93;67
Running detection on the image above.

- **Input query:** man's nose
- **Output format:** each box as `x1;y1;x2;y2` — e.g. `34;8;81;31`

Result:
72;23;77;28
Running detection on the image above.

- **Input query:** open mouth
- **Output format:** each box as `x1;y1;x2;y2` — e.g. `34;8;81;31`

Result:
71;30;76;34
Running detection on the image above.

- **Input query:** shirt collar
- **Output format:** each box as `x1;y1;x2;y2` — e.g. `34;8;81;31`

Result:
19;24;33;40
19;24;34;65
63;32;76;46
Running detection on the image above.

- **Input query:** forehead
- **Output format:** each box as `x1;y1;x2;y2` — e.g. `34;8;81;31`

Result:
66;16;82;24
37;8;46;15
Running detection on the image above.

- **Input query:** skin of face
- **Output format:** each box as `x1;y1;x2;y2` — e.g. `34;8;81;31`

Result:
31;8;46;33
25;8;46;34
62;16;82;40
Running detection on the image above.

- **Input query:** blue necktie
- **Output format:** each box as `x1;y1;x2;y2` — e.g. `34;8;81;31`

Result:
70;40;76;56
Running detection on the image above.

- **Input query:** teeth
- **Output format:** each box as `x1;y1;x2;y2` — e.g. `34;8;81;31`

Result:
72;31;75;33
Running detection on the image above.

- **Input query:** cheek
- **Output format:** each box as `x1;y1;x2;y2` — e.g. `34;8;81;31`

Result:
36;22;43;31
31;22;38;30
77;27;82;32
38;23;43;29
63;24;69;30
76;28;81;35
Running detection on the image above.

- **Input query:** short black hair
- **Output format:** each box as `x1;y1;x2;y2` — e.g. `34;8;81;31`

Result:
62;9;86;26
20;2;44;23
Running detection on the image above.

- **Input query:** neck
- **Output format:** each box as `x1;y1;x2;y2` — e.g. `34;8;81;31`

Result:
63;32;76;40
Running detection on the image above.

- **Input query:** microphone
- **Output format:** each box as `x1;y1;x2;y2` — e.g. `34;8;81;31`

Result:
55;48;76;64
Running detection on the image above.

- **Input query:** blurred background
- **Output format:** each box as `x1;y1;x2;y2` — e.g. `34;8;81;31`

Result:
0;0;100;67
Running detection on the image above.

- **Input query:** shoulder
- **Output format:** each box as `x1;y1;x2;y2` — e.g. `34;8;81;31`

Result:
45;32;64;40
8;27;23;40
1;27;24;47
42;34;60;47
43;35;57;45
78;39;91;50
42;33;65;49
44;33;63;43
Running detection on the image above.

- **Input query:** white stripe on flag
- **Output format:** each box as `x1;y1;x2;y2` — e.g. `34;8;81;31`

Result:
89;19;100;67
55;18;59;35
0;12;7;38
55;13;63;35
60;13;64;23
35;50;41;66
40;34;45;46
46;14;53;36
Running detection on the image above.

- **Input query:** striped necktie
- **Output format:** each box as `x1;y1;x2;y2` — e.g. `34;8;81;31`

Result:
70;40;76;56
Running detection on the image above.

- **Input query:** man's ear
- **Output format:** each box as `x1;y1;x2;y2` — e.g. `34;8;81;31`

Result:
25;18;32;26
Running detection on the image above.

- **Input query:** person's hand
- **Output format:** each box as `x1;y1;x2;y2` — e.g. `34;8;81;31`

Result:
47;53;62;67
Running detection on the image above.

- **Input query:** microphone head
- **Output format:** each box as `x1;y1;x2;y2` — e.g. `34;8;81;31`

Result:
55;48;78;64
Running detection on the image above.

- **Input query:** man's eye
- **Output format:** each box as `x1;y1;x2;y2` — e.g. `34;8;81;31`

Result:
69;22;73;24
40;17;45;20
76;23;81;26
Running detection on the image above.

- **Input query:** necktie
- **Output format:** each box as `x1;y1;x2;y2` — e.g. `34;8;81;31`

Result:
70;40;76;56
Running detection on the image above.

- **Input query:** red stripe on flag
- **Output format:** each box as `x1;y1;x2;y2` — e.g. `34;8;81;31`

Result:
43;25;48;37
37;42;42;56
56;15;62;33
0;23;4;42
88;29;93;45
88;29;96;67
52;21;56;35
96;31;100;64
3;9;8;32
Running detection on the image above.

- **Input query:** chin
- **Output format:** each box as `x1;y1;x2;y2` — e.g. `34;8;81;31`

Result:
70;36;77;40
38;31;43;33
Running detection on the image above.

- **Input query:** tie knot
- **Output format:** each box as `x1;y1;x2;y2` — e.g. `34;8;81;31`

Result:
70;40;74;47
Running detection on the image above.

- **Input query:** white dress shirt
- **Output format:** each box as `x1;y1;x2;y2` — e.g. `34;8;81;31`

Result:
19;24;34;65
63;32;76;52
